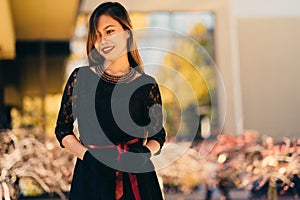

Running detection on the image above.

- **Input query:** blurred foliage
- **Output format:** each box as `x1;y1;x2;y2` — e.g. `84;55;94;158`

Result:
0;130;74;199
10;94;61;139
157;142;216;194
157;22;216;138
19;178;44;196
159;131;300;199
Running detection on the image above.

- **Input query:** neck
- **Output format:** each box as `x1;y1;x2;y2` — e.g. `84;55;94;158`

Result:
103;54;130;75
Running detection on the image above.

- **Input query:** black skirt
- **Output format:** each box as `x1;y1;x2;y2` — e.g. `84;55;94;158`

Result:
69;156;164;200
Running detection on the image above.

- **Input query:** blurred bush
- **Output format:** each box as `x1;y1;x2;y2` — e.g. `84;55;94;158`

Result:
0;129;74;200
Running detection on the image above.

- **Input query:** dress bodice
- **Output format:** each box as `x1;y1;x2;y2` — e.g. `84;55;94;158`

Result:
55;66;166;148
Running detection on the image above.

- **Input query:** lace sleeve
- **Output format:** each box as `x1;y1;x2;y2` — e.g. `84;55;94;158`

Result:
145;81;166;149
55;68;79;147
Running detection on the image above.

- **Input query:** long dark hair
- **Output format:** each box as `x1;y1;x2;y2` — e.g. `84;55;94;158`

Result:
86;2;144;73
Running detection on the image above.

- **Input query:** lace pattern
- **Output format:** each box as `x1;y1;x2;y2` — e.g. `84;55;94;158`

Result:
55;69;79;147
145;83;166;148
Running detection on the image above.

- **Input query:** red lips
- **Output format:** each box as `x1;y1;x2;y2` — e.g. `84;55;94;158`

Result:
101;46;115;54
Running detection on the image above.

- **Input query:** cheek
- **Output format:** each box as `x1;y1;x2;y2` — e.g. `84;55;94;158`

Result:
117;36;129;50
110;33;128;44
94;40;101;51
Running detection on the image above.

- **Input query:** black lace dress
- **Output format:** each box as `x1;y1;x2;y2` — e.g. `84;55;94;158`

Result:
55;66;166;200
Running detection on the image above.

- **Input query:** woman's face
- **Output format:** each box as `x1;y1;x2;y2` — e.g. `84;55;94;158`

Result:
94;14;129;62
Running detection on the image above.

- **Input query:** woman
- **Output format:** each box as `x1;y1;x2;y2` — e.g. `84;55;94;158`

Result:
55;2;166;200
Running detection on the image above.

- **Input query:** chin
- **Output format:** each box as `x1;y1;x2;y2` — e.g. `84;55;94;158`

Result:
101;51;127;62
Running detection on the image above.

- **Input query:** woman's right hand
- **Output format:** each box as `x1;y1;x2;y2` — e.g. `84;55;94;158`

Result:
61;135;88;160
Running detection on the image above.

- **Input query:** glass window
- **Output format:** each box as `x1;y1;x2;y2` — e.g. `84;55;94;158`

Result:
131;12;217;140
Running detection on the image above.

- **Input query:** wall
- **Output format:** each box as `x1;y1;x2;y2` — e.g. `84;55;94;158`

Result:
232;0;300;137
238;18;300;137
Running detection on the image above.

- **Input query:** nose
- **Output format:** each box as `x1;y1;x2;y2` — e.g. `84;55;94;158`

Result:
101;35;108;44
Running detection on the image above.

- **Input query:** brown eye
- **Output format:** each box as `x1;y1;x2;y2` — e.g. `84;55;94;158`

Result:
107;30;114;34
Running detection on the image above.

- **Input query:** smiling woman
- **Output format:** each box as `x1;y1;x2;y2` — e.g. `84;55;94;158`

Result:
94;14;130;73
86;2;144;74
55;2;166;200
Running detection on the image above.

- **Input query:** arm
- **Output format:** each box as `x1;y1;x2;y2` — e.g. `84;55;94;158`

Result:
144;81;166;155
55;68;87;160
62;135;87;160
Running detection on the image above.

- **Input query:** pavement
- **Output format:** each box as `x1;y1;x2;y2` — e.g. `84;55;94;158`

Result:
19;189;299;200
164;189;248;200
164;189;299;200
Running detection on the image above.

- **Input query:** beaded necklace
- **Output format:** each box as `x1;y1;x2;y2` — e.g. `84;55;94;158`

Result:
95;65;136;84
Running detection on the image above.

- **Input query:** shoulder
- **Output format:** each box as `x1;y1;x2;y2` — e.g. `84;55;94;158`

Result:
73;66;91;74
139;73;158;85
69;66;96;79
67;67;81;78
135;73;162;95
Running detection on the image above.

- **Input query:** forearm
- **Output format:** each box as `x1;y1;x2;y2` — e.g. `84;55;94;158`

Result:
62;135;88;160
145;139;160;155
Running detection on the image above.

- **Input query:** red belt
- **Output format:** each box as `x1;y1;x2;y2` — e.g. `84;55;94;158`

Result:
88;138;141;200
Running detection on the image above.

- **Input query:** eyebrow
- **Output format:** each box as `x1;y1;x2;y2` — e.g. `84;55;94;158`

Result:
96;25;116;33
